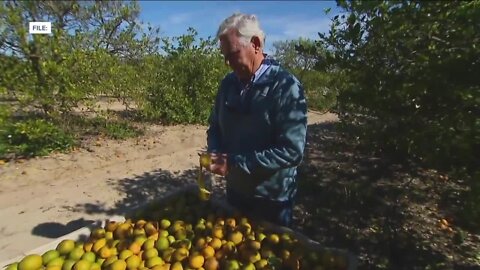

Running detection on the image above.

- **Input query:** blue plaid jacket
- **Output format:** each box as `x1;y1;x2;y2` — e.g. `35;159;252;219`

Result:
207;59;308;202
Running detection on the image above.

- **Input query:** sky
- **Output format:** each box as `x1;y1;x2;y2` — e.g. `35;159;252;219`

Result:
138;1;342;54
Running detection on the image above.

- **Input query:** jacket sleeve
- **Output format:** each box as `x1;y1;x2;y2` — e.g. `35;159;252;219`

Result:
228;77;308;174
206;84;223;153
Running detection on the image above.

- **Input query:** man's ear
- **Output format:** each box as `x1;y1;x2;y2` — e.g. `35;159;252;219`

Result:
250;36;261;52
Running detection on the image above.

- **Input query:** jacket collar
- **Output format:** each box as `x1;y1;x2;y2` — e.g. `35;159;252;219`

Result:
253;60;280;85
229;57;281;86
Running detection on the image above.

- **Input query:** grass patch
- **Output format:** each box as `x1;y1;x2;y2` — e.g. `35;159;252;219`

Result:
104;120;143;140
0;110;144;159
0;118;75;159
59;114;144;140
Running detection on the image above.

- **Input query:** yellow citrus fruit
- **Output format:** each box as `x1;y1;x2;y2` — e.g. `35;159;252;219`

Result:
247;240;261;251
83;242;94;252
242;263;256;270
89;263;101;270
91;228;106;239
81;251;96;263
224;260;240;270
72;260;91;270
148;232;159;241
142;239;155;250
92;238;107;253
99;246;112;259
128;242;142;255
196;237;207;249
144;222;158;236
61;259;76;270
172;247;189;262
108;239;119;249
200;154;211;167
135;220;147;229
202;246;215;258
126;255;141;270
133;228;146;237
228;231;243;246
18;254;42;270
46;266;62;270
151;264;171;270
47;257;64;268
68;247;84;261
225;218;236;228
161;247;175;263
280;249;290;260
105;231;114;240
105;221;118;232
255;259;268;269
203;257;219;270
102;256;118;268
42;250;60;265
160;219;171;230
95;258;105;266
167;235;176;245
199;188;211;201
268;234;280;244
188;254;205;268
171;262;183;270
222;241;236;255
56;240;75;255
145;257;164;268
248;251;261;263
159;229;169;238
110;260;127;270
117;240;130;252
215;218;225;226
119;249;133;260
156;237;170;251
142;248;159;260
5;263;18;270
240;223;252;235
209;238;222;250
114;223;133;239
134;235;147;246
212;226;224;239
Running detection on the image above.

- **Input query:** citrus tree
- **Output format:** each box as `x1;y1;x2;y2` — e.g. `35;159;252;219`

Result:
0;0;159;116
319;0;480;226
141;28;229;124
0;1;159;157
272;38;341;111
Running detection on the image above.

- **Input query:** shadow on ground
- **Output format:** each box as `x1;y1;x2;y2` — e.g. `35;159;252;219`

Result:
69;169;199;217
293;122;480;270
31;218;102;241
30;169;204;241
57;166;229;217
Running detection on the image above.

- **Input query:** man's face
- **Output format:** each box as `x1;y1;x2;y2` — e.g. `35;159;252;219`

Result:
219;29;256;82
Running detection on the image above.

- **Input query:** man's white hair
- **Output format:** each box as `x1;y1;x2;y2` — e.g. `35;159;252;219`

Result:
217;13;266;48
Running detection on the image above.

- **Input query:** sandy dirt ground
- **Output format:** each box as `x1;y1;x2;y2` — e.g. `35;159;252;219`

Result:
0;111;338;263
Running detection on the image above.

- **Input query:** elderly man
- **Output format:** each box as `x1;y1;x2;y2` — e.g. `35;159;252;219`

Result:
204;13;308;227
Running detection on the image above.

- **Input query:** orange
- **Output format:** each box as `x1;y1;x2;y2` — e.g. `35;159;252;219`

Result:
128;242;142;255
209;238;222;250
188;254;205;269
202;246;215;258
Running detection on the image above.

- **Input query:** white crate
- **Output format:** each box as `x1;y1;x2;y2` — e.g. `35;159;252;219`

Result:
0;216;125;270
1;185;357;270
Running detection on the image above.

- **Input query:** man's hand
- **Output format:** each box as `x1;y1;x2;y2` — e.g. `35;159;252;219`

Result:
208;153;228;176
